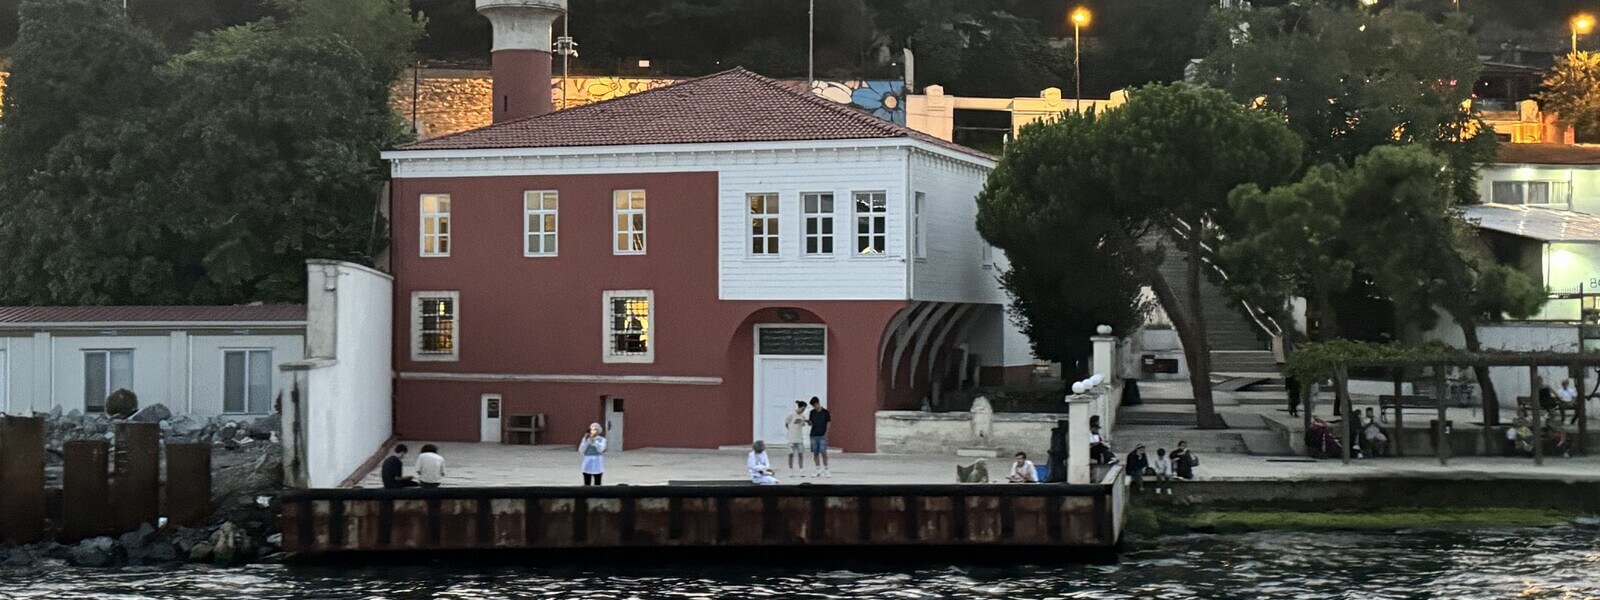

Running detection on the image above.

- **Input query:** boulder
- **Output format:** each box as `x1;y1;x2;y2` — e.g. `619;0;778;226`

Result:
105;389;138;418
68;537;120;568
188;541;214;563
129;403;172;423
166;416;202;437
117;522;156;552
137;540;179;565
244;416;280;439
209;522;255;566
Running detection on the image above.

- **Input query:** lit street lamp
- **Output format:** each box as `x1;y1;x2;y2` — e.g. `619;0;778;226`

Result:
1071;6;1091;113
1573;13;1596;54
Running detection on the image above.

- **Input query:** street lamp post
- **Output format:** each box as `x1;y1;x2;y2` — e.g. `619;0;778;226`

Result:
1573;13;1596;54
1071;6;1091;114
808;0;815;86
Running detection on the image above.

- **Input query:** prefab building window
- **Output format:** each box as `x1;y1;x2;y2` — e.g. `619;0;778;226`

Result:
84;350;133;413
223;349;273;414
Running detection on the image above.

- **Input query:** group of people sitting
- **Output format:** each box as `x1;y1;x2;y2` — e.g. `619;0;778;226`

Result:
1124;443;1195;493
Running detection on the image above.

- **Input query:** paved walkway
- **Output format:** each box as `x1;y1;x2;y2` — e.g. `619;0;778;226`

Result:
357;441;1600;488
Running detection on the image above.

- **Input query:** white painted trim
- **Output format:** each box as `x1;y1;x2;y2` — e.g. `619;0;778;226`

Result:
410;290;461;362
751;324;828;443
399;372;721;385
602;290;654;364
799;191;839;257
746;192;782;258
850;190;891;257
419;193;452;258
383;138;996;171
612;190;647;255
0;321;305;331
523;189;559;257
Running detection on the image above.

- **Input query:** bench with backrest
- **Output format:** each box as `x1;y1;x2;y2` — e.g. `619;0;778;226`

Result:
1377;395;1440;457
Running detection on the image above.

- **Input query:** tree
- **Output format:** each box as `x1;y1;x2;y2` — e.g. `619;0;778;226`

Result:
0;0;421;305
1199;2;1497;204
1222;164;1356;340
1538;51;1600;143
979;84;1302;428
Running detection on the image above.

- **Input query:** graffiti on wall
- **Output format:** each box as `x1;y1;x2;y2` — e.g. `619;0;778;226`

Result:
393;70;908;139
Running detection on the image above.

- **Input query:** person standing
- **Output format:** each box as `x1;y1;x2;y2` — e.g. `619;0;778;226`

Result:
415;444;445;488
807;397;831;477
748;440;779;484
580;423;607;486
784;401;809;477
380;444;419;489
1006;452;1038;483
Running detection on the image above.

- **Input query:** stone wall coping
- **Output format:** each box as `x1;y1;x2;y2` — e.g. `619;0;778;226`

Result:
877;410;1071;423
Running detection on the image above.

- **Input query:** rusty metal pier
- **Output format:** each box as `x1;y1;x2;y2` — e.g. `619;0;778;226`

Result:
279;471;1127;561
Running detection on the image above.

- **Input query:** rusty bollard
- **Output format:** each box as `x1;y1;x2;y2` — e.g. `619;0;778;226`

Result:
112;422;161;533
165;443;212;528
62;439;114;541
0;416;46;543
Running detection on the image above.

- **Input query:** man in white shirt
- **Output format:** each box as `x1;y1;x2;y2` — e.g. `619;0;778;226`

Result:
1558;379;1578;424
784;401;808;476
415;444;446;488
748;440;779;485
1006;452;1038;483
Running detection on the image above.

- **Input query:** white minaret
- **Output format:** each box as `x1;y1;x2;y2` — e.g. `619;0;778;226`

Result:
476;0;567;122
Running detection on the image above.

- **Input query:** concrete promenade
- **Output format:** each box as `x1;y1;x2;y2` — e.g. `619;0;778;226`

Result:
356;441;1600;488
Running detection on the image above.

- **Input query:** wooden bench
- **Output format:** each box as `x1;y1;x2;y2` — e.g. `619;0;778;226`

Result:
1377;395;1441;457
503;413;546;445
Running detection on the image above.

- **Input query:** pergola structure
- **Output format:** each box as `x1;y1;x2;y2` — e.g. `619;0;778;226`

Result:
1307;352;1598;466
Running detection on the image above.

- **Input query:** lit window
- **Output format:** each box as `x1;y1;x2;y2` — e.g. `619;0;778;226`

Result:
1491;180;1569;207
614;190;647;254
223;349;273;414
854;191;888;255
420;194;451;257
749;193;780;255
525;190;558;256
604;290;654;363
803;192;835;255
913;192;927;259
412;291;459;361
84;349;133;413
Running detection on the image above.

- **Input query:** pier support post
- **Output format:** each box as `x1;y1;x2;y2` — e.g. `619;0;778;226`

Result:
0;416;46;542
1065;395;1093;483
62;440;113;541
113;422;161;533
1529;367;1543;466
165;443;213;528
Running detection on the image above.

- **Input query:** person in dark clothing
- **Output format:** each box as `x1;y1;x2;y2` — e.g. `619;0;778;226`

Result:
380;444;418;489
807;397;831;477
1125;445;1151;492
1171;441;1195;480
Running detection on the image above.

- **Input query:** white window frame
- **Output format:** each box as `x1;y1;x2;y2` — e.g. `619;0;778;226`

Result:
603;289;655;364
83;349;134;413
411;291;460;362
802;192;836;257
222;348;274;415
1490;179;1571;208
524;190;559;257
420;194;451;257
614;189;647;255
853;190;889;256
748;192;781;256
913;191;927;259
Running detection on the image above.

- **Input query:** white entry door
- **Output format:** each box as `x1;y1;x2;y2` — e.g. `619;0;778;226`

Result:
480;394;502;443
757;359;827;443
605;397;625;451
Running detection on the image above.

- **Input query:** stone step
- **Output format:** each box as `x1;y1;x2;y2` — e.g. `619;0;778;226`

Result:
1113;426;1249;454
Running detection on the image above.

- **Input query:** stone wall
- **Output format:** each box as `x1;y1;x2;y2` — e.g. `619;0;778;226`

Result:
875;410;1068;456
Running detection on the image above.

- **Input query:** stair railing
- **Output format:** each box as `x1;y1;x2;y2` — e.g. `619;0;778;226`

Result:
1169;218;1285;343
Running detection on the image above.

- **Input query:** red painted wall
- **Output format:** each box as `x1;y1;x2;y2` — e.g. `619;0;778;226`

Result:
489;49;553;122
389;172;906;451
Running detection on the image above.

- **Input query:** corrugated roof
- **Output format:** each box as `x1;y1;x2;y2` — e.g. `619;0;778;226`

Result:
1463;204;1600;242
395;67;994;161
0;305;307;325
1496;143;1600;166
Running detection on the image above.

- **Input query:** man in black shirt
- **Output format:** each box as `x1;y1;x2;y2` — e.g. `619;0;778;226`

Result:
381;444;419;489
807;397;831;477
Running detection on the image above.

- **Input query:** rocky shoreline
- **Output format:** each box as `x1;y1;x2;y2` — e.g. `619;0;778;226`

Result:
0;405;287;569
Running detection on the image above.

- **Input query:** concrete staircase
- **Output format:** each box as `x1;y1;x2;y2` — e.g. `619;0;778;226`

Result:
1156;246;1283;392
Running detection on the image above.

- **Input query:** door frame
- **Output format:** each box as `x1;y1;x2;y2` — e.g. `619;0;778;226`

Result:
603;396;624;451
751;324;828;443
479;393;502;443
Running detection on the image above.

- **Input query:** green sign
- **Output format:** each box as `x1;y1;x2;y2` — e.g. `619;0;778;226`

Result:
759;327;826;356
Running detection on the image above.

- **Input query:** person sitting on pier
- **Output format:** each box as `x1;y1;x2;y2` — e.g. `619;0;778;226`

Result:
1125;446;1150;492
1170;441;1194;480
1152;448;1173;494
1089;425;1116;465
1006;452;1039;483
1543;426;1573;459
1557;379;1578;425
380;444;419;489
748;440;779;484
1512;418;1535;456
415;444;445;489
1362;411;1389;457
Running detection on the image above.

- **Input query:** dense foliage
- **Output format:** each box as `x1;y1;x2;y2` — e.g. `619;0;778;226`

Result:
1538;51;1600;143
977;84;1301;427
0;0;420;304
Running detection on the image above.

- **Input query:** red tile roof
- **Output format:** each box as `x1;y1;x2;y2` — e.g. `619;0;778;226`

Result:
0;305;306;325
1496;143;1600;166
397;68;993;161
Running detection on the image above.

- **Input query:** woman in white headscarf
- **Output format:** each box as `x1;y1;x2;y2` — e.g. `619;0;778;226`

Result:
579;422;606;485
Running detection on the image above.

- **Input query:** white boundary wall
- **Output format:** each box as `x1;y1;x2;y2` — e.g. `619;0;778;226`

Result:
282;260;394;488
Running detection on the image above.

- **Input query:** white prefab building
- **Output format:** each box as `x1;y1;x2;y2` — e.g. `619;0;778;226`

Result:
0;305;306;417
